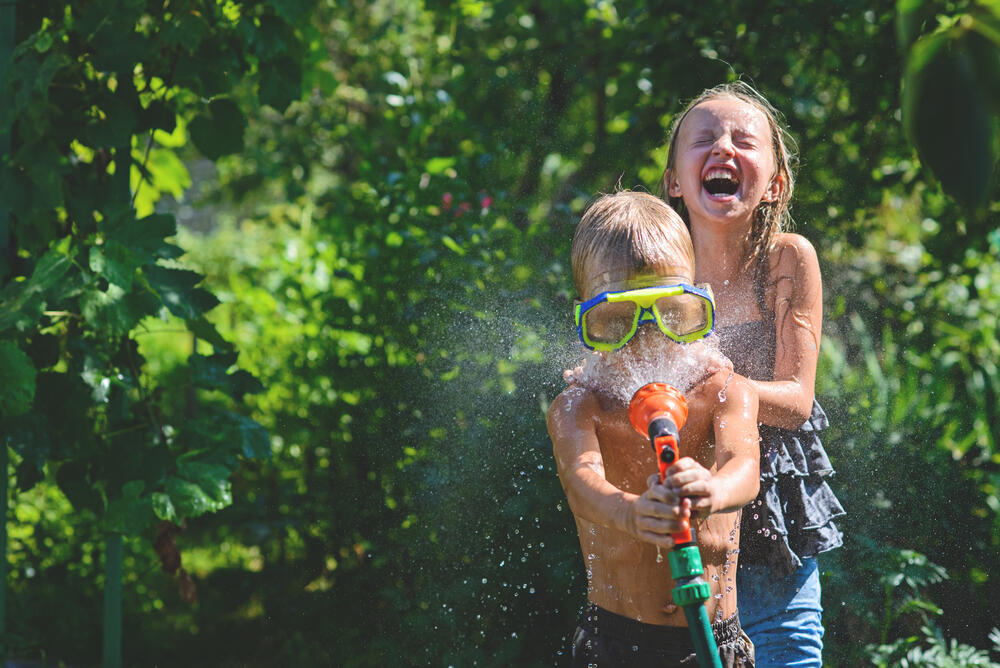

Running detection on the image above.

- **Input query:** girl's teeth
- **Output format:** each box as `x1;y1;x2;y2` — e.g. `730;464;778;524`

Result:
705;169;738;182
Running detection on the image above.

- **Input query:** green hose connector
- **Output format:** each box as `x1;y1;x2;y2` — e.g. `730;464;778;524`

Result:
668;544;706;579
668;544;721;668
673;580;712;607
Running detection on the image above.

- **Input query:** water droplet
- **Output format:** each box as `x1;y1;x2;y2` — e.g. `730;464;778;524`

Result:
717;369;734;402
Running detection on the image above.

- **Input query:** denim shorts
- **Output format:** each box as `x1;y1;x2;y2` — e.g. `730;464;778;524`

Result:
736;557;823;667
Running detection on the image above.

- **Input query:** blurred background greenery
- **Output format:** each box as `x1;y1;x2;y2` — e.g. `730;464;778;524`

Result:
2;0;1000;666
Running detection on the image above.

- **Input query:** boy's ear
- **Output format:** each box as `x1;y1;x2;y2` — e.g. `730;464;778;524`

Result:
763;172;785;203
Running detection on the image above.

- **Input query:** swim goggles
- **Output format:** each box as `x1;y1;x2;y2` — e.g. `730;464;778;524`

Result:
574;283;715;351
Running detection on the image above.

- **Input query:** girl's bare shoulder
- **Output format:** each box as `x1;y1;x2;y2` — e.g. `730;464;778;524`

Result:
769;232;821;281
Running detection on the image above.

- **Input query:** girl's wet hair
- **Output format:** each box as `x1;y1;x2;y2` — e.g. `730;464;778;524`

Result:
661;81;798;311
571;190;694;299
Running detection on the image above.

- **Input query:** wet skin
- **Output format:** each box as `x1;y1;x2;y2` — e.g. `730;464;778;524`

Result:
666;97;782;232
665;96;824;428
548;336;760;626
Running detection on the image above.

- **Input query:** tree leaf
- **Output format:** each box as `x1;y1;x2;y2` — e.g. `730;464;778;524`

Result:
56;460;104;513
259;56;302;112
81;284;143;338
188;98;246;160
230;412;271;459
897;0;937;53
189;351;239;391
0;244;75;333
176;461;233;506
165;476;222;518
903;25;998;214
143;265;220;320
89;241;142;290
138;99;177;134
188;316;234;352
103;480;153;535
425;157;457;174
0;340;37;417
151;492;177;522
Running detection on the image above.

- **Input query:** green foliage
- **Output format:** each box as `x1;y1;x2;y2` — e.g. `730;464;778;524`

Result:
899;0;1000;217
0;341;36;417
0;1;318;660
870;624;1000;667
4;0;1000;665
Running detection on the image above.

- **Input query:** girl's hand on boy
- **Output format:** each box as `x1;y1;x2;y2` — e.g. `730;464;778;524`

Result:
562;359;586;385
662;458;717;518
625;475;693;548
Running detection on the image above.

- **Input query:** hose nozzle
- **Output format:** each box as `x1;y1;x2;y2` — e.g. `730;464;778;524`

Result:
629;382;692;543
629;382;689;458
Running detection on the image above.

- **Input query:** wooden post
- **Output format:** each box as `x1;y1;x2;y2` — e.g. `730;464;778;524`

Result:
102;71;133;668
102;534;123;668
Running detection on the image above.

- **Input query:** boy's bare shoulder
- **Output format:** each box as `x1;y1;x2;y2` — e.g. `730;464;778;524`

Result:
546;385;602;430
687;369;757;412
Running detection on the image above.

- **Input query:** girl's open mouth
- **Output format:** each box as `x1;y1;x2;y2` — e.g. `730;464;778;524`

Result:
702;167;739;197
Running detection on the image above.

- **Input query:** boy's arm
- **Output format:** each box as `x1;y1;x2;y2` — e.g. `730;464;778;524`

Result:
547;389;679;548
665;375;760;517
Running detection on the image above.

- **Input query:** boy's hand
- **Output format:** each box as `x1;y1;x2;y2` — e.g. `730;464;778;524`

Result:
662;458;717;518
625;474;694;549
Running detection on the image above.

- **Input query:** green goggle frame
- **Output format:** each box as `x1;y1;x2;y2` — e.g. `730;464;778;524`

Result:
574;283;716;351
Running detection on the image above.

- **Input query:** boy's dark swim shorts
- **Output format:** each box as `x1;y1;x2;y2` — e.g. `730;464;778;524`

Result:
571;602;754;667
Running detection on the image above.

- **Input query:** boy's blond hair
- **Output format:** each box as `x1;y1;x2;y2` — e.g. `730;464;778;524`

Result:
571;191;695;299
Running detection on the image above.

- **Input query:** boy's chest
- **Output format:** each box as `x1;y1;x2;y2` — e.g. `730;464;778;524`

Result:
592;400;717;489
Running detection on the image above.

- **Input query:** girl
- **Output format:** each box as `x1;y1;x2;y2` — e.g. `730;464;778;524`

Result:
661;81;845;667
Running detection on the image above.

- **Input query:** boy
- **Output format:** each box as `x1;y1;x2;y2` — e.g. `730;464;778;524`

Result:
547;191;759;666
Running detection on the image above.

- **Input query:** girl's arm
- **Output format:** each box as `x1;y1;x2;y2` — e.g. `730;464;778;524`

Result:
751;233;823;429
547;389;681;548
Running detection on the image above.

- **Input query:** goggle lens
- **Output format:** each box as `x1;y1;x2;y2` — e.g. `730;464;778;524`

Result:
582;301;637;344
655;293;709;336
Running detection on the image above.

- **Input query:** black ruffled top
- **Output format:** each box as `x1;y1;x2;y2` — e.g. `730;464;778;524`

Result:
715;320;845;576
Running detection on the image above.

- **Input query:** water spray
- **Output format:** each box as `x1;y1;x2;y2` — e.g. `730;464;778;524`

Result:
628;382;722;668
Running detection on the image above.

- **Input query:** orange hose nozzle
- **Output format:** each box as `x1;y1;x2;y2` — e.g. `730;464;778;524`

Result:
628;382;689;439
628;382;693;544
